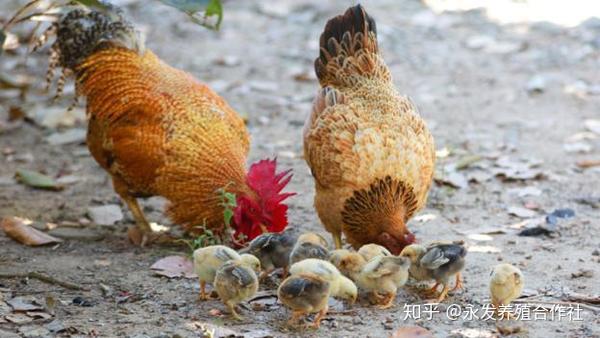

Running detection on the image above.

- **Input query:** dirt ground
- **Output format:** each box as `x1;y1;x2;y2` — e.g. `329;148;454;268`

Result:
1;0;600;337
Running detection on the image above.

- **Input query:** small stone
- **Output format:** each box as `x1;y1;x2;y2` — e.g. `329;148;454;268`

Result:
46;128;87;145
19;325;51;338
5;313;33;324
45;319;65;333
526;75;546;94
7;296;43;311
87;205;123;226
48;227;105;241
592;249;600;256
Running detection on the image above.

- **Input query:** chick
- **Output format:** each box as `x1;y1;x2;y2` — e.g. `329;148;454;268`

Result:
240;229;297;279
329;249;367;281
358;243;392;262
289;233;330;265
400;241;467;302
214;260;259;320
289;258;357;304
278;273;331;328
490;263;523;319
355;255;411;309
193;245;260;300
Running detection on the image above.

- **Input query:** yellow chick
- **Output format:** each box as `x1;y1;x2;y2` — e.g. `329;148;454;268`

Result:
289;258;357;304
355;255;410;309
400;242;466;303
214;260;259;320
329;249;367;281
490;263;524;319
193;245;260;300
358;243;392;262
278;273;331;328
289;233;330;265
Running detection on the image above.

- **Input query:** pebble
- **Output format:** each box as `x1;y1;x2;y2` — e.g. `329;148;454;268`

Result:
87;205;124;226
47;128;87;146
526;75;546;94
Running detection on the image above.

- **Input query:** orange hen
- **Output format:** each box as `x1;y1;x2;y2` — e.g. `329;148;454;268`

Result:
303;5;435;254
23;5;294;245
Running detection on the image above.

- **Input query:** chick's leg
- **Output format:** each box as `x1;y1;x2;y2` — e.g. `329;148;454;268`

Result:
451;273;463;291
311;305;328;329
376;292;396;309
227;302;243;321
198;281;207;301
288;310;304;326
436;284;450;303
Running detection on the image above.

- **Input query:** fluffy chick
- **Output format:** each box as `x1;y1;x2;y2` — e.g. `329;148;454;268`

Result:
193;245;260;300
400;241;466;302
278;273;331;328
289;258;357;304
490;263;524;319
329;249;367;281
355;255;411;309
214;260;259;320
240;229;297;279
289;233;330;265
358;244;392;262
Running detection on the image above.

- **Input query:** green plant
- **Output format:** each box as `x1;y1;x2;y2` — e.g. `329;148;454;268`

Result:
217;186;236;227
157;0;223;30
180;221;221;254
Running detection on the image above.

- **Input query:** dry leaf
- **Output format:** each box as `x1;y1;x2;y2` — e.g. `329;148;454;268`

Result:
150;256;196;279
507;206;537;218
576;159;600;169
1;217;63;246
15;170;63;191
390;326;433;338
7;296;43;311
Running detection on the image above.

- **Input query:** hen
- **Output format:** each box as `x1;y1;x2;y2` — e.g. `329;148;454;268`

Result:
16;3;294;245
303;5;435;254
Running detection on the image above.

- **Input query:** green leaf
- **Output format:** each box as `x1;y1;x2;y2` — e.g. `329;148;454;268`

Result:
223;209;234;227
0;29;5;56
73;0;108;9
157;0;223;30
15;170;63;191
204;0;223;30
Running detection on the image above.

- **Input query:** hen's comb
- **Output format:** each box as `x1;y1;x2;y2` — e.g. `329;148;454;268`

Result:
247;158;295;206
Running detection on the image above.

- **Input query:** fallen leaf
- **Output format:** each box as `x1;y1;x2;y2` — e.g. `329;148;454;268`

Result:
563;141;593;153
390;326;433;338
5;313;32;324
571;269;593;279
584;119;600;134
468;245;501;253
7;296;43;311
576;159;600;169
46;128;87;146
150;256;196;279
1;217;63;246
87;205;123;226
26;311;52;320
15;170;63;191
507;206;537;218
467;234;493;241
435;171;468;189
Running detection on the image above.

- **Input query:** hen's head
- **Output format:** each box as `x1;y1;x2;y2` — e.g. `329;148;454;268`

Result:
232;158;295;245
376;231;416;256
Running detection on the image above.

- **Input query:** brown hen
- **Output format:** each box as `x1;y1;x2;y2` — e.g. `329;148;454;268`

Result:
18;4;293;245
303;5;435;254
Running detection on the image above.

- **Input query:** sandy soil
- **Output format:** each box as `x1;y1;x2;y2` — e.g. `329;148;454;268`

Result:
1;0;600;337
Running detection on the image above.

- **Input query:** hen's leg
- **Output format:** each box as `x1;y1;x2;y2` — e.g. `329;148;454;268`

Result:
113;178;153;246
332;230;343;249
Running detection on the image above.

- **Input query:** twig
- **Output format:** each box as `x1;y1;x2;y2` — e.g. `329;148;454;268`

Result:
512;299;599;314
249;291;277;303
0;271;89;291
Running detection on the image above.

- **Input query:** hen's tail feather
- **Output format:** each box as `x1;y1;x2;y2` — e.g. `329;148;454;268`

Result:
314;4;390;88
